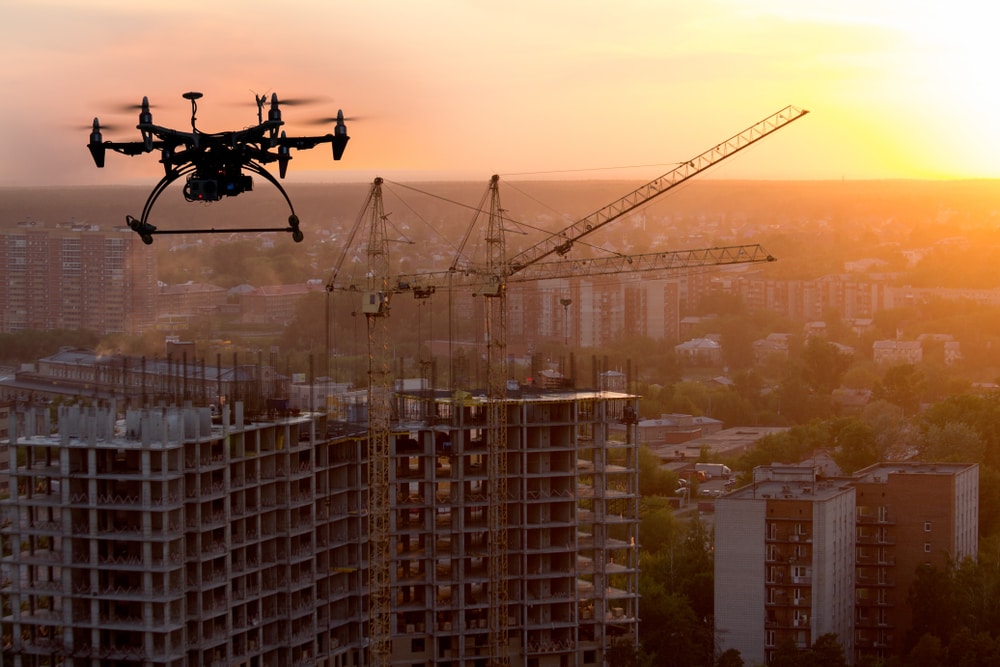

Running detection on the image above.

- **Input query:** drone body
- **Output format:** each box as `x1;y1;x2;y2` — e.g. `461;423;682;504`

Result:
87;92;350;244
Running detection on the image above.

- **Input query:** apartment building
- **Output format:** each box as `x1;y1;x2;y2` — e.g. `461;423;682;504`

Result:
715;466;856;666
851;462;979;663
1;387;639;666
715;462;979;666
0;221;157;335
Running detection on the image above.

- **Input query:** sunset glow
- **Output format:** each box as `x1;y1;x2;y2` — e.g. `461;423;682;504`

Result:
2;0;998;186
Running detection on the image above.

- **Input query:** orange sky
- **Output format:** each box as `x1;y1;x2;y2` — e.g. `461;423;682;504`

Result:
3;0;999;187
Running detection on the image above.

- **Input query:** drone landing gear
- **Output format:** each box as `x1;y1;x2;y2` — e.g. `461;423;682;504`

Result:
289;214;303;243
127;215;156;245
124;161;305;244
126;213;305;244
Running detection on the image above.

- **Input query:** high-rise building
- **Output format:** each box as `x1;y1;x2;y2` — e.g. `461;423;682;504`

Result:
1;388;639;666
0;221;156;335
714;462;979;666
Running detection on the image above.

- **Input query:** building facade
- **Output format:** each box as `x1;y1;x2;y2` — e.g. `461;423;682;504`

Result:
0;221;157;335
715;466;856;666
1;388;639;666
714;462;979;665
851;462;979;663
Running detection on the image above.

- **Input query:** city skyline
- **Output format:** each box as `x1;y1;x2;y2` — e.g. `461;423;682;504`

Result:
4;1;1000;189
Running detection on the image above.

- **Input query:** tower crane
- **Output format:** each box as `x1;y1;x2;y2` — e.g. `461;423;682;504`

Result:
482;176;511;667
324;178;393;667
458;105;807;666
322;105;807;666
362;179;393;667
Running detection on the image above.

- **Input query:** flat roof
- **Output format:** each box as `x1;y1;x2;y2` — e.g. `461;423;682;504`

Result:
726;477;849;502
649;426;789;463
853;461;976;483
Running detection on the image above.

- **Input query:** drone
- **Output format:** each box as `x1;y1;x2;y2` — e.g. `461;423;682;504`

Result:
87;91;350;244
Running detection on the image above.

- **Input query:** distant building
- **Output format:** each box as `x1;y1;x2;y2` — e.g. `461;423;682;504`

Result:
872;340;922;365
715;466;856;666
0;221;157;335
618;413;724;446
240;282;325;325
158;281;228;322
753;333;792;365
674;337;722;365
0;347;289;417
850;462;978;663
803;321;827;338
715;461;979;666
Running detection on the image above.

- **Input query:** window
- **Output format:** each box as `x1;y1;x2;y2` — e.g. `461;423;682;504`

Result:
924;543;932;553
924;521;932;532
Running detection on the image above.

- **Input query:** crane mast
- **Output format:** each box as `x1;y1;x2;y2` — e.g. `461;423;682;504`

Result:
483;175;511;667
363;178;393;667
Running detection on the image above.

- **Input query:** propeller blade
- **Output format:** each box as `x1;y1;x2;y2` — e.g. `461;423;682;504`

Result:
106;100;160;114
76;121;125;132
302;114;365;125
271;96;328;107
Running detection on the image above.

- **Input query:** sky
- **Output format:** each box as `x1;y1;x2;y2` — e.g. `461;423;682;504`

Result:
3;0;1000;187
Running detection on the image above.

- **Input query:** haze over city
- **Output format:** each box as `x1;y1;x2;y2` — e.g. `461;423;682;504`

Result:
4;0;1000;187
6;3;1000;667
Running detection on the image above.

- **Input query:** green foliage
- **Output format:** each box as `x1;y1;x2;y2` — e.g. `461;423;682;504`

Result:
873;364;926;416
830;418;878;474
904;554;1000;661
734;421;830;472
637;445;678;497
714;648;744;667
637;515;714;664
801;337;853;395
810;633;849;667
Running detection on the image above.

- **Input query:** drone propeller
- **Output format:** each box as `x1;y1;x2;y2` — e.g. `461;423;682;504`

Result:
104;100;160;114
302;112;365;125
270;96;327;107
77;119;125;133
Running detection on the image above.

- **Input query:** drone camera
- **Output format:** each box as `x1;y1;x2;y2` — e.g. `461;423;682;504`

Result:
185;175;253;202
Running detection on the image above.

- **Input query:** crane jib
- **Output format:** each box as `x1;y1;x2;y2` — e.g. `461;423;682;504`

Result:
506;105;808;275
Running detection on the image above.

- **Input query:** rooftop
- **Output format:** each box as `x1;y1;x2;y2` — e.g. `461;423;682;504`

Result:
853;461;976;483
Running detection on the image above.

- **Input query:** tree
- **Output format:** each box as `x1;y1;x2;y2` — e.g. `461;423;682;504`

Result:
638;591;712;667
906;633;945;667
810;633;848;667
715;648;744;667
873;364;926;416
861;399;911;461
831;418;878;474
638;445;677;497
801;337;853;395
907;563;957;651
770;637;807;667
918;422;984;464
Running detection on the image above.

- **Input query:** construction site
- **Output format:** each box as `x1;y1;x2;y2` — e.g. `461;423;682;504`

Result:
1;106;807;666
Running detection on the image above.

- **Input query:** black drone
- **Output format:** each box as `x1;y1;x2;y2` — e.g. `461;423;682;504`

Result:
87;91;350;244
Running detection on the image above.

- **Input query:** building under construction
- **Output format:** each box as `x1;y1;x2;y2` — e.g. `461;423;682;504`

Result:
1;384;639;666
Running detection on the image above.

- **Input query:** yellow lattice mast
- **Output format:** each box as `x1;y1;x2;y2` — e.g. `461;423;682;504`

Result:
363;177;393;667
483;175;511;666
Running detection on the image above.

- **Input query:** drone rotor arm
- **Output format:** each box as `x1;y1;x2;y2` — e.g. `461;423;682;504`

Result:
103;141;152;157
